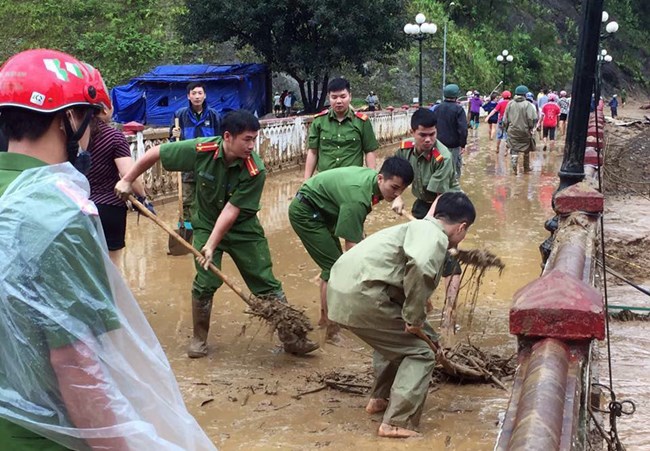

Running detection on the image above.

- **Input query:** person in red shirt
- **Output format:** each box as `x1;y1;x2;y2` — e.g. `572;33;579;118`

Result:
485;90;511;153
538;93;561;151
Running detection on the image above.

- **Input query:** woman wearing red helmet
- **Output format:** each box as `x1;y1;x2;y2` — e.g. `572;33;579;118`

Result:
0;49;215;450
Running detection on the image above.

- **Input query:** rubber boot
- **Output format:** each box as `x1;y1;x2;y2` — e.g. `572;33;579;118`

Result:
270;292;319;355
523;152;531;173
188;295;213;358
510;154;519;175
278;327;320;355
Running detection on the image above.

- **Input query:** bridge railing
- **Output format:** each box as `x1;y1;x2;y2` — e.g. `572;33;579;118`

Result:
125;110;413;199
496;110;607;451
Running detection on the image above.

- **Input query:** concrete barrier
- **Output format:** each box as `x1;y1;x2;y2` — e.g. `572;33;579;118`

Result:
496;110;607;451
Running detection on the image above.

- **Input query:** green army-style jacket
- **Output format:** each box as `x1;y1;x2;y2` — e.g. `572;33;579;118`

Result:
308;108;379;173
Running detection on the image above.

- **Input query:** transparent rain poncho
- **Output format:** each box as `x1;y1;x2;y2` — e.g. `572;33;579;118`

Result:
0;163;217;450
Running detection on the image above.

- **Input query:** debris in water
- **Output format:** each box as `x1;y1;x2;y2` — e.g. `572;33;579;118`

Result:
610;309;650;321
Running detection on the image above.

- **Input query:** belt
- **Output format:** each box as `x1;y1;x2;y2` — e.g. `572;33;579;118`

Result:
295;192;318;211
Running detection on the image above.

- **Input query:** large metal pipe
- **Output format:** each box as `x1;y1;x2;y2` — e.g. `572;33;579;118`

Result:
507;339;570;450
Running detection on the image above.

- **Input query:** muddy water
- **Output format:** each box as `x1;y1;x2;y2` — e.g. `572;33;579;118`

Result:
600;196;650;450
599;286;650;450
121;127;563;450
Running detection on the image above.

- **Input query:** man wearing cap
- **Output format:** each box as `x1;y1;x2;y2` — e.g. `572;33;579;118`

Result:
432;84;467;179
503;85;538;174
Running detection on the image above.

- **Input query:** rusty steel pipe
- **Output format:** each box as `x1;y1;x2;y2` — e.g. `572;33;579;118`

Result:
506;339;570;450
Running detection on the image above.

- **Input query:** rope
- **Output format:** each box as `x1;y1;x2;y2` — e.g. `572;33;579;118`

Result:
591;383;636;451
591;83;637;450
605;253;646;271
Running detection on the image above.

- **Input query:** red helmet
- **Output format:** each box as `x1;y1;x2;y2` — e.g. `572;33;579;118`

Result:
0;49;111;113
501;90;512;99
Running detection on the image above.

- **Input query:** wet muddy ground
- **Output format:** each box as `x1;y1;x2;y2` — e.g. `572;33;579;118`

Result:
119;105;649;450
598;102;650;450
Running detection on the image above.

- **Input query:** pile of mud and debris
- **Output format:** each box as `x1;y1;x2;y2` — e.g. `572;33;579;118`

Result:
602;116;650;319
296;347;517;400
603;126;650;199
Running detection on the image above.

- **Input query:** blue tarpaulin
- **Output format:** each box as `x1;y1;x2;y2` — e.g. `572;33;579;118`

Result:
111;64;268;125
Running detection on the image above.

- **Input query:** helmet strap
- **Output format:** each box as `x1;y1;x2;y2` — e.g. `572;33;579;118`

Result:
62;109;94;165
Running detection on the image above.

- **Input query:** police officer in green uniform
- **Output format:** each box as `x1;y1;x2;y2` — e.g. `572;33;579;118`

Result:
304;77;379;179
116;110;318;358
391;108;460;219
327;192;476;438
289;156;414;339
391;108;463;304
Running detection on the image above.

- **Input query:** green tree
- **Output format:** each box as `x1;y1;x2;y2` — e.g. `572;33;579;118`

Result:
0;0;196;87
179;0;410;112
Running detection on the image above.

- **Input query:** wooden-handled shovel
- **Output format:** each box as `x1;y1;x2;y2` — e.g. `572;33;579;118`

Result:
129;195;315;338
168;118;193;256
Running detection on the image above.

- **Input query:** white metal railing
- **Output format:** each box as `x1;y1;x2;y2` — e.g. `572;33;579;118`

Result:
126;109;413;199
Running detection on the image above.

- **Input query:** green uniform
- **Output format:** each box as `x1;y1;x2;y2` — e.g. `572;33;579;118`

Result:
308;108;379;173
503;97;537;155
327;217;448;430
288;166;381;281
1;153;120;450
395;138;459;217
160;137;282;298
396;139;461;276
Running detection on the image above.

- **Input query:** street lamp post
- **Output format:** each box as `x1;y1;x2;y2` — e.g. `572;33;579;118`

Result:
596;49;613;102
559;4;618;190
404;13;437;105
442;2;456;94
496;50;514;87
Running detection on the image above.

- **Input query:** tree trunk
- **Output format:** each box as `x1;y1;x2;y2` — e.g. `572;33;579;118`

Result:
317;74;329;111
288;72;329;113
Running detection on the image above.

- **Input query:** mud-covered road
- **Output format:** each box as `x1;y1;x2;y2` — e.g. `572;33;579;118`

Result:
119;103;650;450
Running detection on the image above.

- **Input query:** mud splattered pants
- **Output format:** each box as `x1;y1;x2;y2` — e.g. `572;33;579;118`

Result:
347;324;438;430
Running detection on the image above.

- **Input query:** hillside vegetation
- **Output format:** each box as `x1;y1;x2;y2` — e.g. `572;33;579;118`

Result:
0;0;646;107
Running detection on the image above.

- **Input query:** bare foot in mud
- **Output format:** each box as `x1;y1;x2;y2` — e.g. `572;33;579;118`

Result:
378;423;422;438
365;398;388;414
325;322;343;343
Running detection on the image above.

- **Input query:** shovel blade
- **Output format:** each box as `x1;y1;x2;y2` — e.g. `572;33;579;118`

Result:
168;227;193;256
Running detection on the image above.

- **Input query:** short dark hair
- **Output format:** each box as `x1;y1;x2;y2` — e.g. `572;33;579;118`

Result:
187;82;206;94
327;78;350;93
0;107;57;141
490;93;497;101
379;156;414;187
434;192;476;225
221;110;260;136
411;108;436;130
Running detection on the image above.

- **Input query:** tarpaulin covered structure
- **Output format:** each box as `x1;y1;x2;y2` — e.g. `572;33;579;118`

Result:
111;64;268;125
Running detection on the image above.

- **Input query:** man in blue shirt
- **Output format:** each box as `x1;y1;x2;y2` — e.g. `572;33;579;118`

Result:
170;82;221;222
